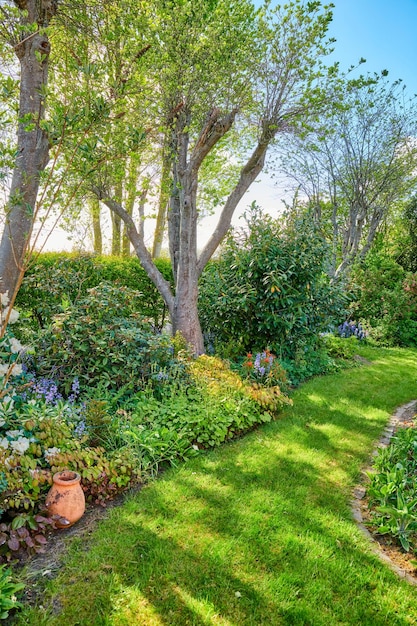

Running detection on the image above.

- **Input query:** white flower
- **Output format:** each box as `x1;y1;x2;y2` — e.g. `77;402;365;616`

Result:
10;436;30;455
44;447;61;461
0;437;9;449
0;362;23;377
10;364;22;377
0;292;9;307
0;364;9;376
9;337;23;354
6;429;22;438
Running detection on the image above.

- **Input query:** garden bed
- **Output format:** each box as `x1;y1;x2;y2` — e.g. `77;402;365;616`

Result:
353;400;417;584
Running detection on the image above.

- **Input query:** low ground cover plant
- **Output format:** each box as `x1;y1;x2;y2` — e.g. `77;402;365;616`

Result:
367;424;417;552
0;563;24;620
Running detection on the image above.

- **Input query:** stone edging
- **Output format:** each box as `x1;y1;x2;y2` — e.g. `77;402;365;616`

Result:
351;400;417;586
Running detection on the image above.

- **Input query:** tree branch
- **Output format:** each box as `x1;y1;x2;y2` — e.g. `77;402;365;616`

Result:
91;185;174;313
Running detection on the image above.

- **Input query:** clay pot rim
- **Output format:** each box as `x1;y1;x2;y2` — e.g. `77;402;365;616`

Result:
52;470;81;487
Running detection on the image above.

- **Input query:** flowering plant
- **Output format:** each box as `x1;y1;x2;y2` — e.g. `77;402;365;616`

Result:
0;292;27;398
241;349;288;390
337;321;366;340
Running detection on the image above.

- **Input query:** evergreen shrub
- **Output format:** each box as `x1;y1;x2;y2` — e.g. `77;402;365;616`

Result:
350;252;417;347
199;205;347;369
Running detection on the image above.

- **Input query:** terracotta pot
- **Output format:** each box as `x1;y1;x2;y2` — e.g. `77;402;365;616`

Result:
45;470;85;528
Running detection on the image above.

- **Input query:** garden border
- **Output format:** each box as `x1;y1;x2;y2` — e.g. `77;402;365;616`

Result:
351;399;417;586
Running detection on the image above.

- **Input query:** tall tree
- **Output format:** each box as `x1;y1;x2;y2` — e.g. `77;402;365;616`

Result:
87;0;335;354
0;0;59;300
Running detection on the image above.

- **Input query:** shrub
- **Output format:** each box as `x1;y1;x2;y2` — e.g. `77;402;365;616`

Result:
321;334;358;360
124;356;292;450
26;282;186;396
349;253;417;347
199;205;347;362
0;395;140;523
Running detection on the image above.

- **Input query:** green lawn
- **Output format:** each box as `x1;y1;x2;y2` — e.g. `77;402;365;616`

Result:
15;346;417;625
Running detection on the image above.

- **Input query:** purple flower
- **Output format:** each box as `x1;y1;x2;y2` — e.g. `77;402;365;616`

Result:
32;377;62;404
74;420;87;438
68;377;80;403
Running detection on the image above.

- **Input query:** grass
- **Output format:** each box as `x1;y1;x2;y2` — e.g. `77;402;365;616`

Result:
13;345;417;625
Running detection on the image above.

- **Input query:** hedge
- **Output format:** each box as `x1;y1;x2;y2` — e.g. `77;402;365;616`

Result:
16;253;173;330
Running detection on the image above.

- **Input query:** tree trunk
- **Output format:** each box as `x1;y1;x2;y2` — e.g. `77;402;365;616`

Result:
172;286;204;354
90;196;102;254
122;156;142;257
0;28;52;298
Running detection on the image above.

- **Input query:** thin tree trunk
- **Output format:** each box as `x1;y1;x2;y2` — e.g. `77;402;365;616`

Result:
122;157;141;257
111;181;122;256
152;145;171;258
136;185;148;243
90;196;102;254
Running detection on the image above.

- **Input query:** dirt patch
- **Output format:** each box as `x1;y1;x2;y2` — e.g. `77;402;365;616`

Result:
352;400;417;585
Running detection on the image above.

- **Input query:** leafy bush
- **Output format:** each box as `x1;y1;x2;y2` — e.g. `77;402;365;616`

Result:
199;205;347;364
367;425;417;552
26;282;186;396
320;334;358;360
278;342;339;387
0;563;24;619
16;252;173;332
0;395;140;524
350;253;417;347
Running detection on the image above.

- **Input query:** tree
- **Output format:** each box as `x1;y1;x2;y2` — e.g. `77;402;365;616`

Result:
88;0;336;354
0;0;336;354
0;0;59;302
279;73;417;279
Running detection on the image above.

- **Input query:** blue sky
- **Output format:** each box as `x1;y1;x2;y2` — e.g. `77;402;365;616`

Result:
326;0;417;95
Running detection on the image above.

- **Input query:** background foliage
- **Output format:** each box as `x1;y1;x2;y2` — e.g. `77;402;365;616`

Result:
349;251;417;347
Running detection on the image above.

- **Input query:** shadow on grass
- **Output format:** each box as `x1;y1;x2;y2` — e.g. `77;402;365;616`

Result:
39;447;417;625
18;347;417;626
